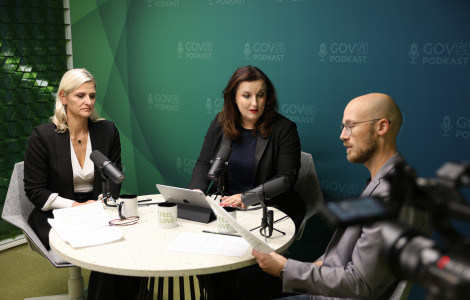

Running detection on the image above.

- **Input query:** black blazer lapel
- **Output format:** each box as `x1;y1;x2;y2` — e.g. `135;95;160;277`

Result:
88;120;106;152
252;134;269;179
88;121;106;197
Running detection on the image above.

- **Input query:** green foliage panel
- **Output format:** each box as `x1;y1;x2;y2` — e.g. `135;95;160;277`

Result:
0;0;69;241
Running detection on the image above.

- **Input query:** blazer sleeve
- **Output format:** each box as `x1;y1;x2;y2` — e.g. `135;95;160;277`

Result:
188;116;221;193
283;222;391;298
272;118;301;187
24;125;54;209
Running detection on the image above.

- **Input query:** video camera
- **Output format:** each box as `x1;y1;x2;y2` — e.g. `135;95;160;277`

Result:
320;161;470;300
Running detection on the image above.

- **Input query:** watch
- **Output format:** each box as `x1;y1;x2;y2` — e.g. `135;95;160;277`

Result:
280;263;287;280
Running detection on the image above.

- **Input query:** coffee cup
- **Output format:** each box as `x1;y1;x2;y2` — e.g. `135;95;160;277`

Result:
117;194;138;219
158;202;178;229
217;206;237;234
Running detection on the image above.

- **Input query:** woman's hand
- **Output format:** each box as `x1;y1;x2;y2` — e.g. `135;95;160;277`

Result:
220;193;245;208
72;200;97;207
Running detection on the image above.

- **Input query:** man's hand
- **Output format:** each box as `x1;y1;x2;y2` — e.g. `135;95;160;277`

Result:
252;249;287;277
72;200;97;207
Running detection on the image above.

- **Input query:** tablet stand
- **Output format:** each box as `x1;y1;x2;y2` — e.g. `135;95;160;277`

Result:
177;204;216;223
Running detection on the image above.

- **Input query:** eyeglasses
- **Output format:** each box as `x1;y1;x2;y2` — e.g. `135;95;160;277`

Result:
340;119;390;136
109;216;139;226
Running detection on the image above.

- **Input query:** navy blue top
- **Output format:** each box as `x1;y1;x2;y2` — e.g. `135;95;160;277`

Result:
225;128;257;195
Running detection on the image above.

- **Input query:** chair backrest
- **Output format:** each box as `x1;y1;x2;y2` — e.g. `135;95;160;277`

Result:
294;152;324;236
1;161;72;268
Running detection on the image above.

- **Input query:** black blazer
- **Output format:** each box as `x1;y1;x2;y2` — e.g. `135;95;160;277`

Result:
24;119;121;248
188;113;306;229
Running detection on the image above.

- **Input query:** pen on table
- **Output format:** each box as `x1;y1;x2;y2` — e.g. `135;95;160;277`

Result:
138;202;160;207
138;199;152;203
202;230;241;238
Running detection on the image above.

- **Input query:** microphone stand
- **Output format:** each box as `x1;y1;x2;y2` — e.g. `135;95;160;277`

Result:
216;173;227;197
210;161;229;198
245;189;286;242
99;167;116;207
258;199;285;242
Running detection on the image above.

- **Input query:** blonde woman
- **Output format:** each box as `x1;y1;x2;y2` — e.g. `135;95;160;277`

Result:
24;68;140;300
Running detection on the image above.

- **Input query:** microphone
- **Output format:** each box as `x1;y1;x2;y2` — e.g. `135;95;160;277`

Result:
208;145;232;182
241;177;289;207
90;150;125;184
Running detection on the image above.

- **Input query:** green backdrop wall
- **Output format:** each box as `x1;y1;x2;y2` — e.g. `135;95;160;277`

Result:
70;0;470;200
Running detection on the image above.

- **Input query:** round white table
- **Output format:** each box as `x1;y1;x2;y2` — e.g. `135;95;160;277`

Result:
49;194;296;278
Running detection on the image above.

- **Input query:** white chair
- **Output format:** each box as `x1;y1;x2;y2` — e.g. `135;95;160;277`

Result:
294;151;324;239
1;161;85;300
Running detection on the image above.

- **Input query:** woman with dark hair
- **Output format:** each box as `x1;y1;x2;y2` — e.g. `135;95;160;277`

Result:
189;65;305;228
189;65;306;299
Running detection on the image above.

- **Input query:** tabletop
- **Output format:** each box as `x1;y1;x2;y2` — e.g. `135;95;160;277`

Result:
49;194;296;277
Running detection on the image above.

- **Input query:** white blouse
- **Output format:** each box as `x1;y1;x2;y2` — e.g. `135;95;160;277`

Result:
41;133;94;211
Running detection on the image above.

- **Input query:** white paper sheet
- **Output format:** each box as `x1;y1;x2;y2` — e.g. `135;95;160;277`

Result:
204;196;275;253
165;232;250;257
48;201;122;248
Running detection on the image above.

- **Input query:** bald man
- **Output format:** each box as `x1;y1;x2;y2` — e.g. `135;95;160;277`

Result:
242;93;430;300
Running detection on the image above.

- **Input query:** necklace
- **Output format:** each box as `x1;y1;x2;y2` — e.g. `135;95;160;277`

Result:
73;131;87;144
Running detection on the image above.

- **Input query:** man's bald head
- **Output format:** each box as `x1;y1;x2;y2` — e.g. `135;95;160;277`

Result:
346;93;402;137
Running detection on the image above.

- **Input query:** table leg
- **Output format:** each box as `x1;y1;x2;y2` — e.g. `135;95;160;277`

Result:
189;276;196;300
139;277;149;300
157;277;164;300
148;277;155;300
198;275;215;300
179;277;185;299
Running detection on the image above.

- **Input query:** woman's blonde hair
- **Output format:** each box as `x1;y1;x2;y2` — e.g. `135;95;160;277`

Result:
51;68;103;133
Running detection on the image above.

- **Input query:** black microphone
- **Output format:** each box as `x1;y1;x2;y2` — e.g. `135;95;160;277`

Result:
241;177;289;207
208;145;232;182
90;150;125;184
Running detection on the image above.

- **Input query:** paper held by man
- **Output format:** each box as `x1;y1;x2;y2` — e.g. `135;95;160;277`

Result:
204;196;274;254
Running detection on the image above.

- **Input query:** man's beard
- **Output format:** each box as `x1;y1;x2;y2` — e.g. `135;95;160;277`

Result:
347;135;377;164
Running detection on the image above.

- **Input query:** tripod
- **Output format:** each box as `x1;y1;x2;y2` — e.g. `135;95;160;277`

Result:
243;186;286;242
258;200;285;242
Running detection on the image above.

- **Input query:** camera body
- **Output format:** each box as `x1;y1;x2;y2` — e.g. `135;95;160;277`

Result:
321;161;470;299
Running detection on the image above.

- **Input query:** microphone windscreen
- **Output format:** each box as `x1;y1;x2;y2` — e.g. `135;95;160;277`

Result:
90;150;108;166
217;145;232;160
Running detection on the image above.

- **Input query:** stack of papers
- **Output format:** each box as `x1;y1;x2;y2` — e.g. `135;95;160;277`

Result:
166;233;250;257
166;196;275;257
48;201;122;248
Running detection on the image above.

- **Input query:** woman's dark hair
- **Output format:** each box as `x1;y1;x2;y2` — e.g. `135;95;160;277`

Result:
219;65;278;140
